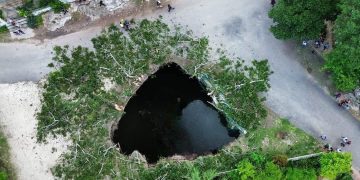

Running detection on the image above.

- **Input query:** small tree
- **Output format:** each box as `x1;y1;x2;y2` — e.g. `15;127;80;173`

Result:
27;15;43;28
320;152;352;179
323;0;360;91
230;159;256;180
268;0;339;40
255;162;282;180
190;167;217;180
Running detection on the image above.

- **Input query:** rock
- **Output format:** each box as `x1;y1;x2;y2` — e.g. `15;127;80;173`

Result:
129;150;147;164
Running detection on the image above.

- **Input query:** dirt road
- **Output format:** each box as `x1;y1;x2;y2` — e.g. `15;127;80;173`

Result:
1;0;359;170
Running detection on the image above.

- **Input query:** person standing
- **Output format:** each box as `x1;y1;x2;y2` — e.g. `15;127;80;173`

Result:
156;0;162;7
271;0;276;7
320;135;327;140
168;4;175;12
99;0;105;7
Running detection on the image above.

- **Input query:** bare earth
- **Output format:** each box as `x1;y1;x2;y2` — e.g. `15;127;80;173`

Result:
0;0;360;179
0;82;70;180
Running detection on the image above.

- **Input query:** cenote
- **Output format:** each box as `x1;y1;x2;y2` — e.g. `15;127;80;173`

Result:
112;63;239;163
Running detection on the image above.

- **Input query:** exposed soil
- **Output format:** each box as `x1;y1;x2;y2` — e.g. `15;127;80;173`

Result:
34;0;163;40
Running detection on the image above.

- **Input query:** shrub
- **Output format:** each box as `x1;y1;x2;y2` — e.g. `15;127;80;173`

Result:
320;152;352;180
336;173;353;180
285;168;317;180
249;152;266;166
273;154;288;167
0;26;8;33
16;0;34;17
50;1;70;13
229;159;256;180
17;8;32;17
27;15;43;28
255;162;282;180
39;0;70;13
0;172;8;180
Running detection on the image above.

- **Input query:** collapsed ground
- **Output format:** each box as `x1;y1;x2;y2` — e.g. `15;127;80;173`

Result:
31;19;351;179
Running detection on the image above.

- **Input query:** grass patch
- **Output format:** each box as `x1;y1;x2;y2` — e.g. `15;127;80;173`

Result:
247;118;321;157
0;128;15;180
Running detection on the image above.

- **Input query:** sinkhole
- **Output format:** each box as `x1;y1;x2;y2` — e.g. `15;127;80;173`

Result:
112;62;239;163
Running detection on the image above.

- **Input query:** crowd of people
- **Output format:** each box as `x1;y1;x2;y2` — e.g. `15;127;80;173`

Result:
321;135;352;153
302;34;330;52
335;92;351;109
8;19;26;36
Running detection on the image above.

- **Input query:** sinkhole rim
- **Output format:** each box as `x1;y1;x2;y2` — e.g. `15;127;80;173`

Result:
110;62;240;163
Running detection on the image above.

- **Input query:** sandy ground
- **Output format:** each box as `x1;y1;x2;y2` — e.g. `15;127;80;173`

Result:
0;82;70;180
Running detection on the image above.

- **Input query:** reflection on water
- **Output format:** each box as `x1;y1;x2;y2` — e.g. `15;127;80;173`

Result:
176;100;234;154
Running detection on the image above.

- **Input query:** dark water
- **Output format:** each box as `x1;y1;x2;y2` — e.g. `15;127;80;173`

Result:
112;63;237;163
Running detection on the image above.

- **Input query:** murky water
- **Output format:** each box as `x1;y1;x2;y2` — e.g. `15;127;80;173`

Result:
112;63;237;163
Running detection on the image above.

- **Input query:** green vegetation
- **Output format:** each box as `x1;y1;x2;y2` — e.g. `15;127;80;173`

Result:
0;26;8;34
285;168;317;180
49;0;70;13
320;152;352;179
269;0;360;91
17;0;34;17
17;0;69;18
0;10;9;35
36;19;270;179
40;0;70;12
268;0;339;40
0;10;4;19
35;18;352;179
0;128;15;180
323;0;360;91
27;15;43;28
229;159;255;180
247;118;320;156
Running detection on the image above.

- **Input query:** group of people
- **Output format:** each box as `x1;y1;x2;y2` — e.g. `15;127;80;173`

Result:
8;20;26;36
302;34;330;53
119;19;130;31
156;1;175;12
313;34;329;50
335;92;351;109
321;135;352;153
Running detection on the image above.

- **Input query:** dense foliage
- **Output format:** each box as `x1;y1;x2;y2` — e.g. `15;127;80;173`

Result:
323;0;360;91
285;168;317;180
27;15;43;28
268;0;339;40
17;0;34;17
36;19;271;179
17;0;69;18
229;159;255;180
320;152;352;179
0;26;8;34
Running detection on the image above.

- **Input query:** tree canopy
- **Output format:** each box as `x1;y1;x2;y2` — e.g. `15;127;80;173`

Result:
268;0;339;40
323;0;360;91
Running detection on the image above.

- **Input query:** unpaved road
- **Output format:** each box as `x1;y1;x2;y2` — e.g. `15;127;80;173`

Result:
1;0;359;170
